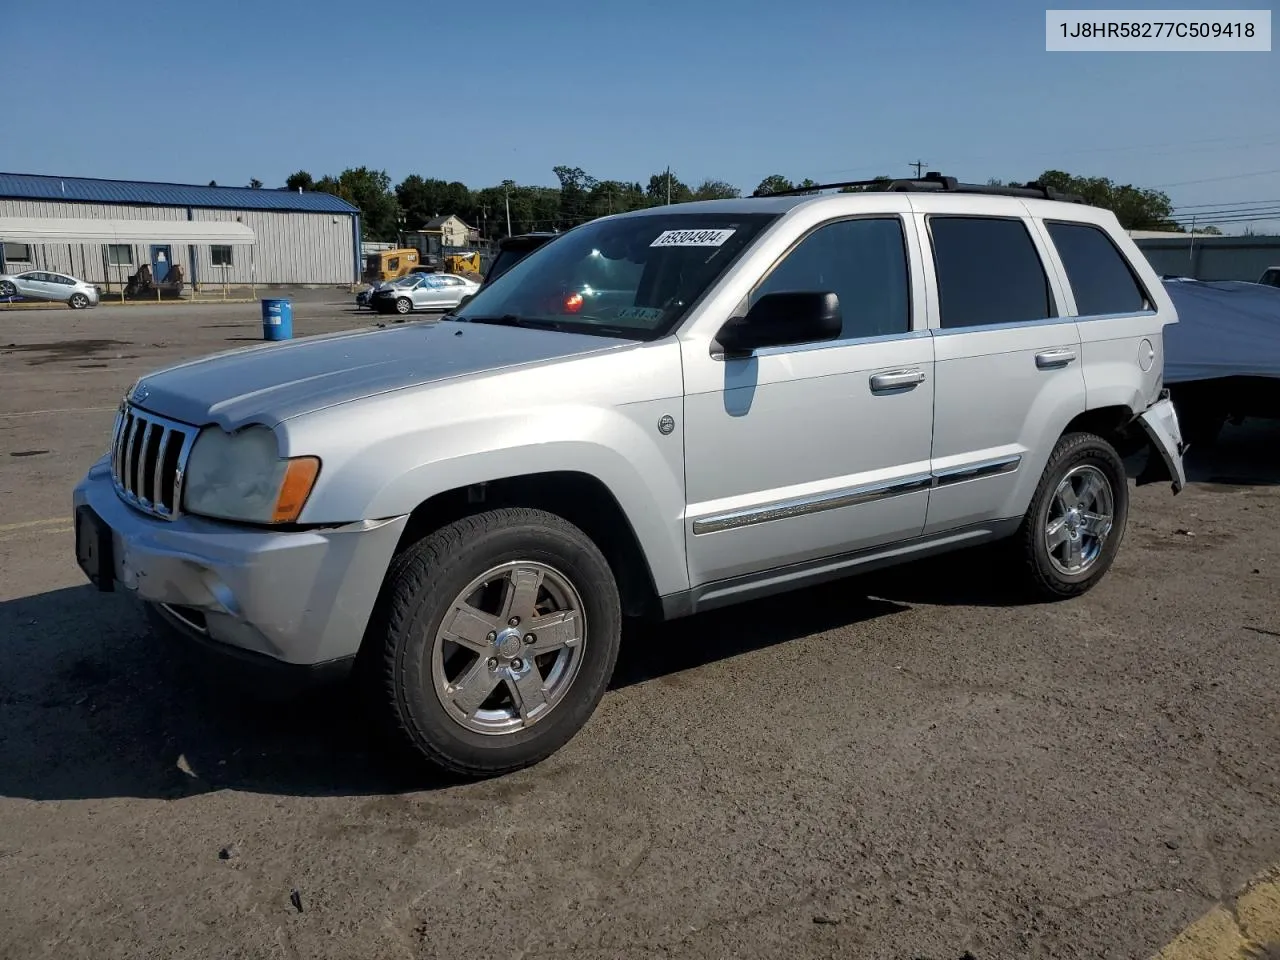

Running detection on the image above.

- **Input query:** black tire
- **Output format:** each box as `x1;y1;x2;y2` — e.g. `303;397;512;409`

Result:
395;297;412;315
368;507;621;777
0;281;15;298
1015;431;1129;600
68;293;89;309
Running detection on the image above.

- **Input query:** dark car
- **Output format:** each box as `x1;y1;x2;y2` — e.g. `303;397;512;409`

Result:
479;233;559;289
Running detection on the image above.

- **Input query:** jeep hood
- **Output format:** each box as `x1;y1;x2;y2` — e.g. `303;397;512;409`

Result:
127;320;631;429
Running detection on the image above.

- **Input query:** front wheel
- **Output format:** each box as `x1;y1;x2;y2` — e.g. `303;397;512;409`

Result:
1015;432;1129;599
368;507;622;777
395;297;412;315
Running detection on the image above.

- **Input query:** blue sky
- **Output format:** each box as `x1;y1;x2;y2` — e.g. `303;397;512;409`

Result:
3;0;1277;228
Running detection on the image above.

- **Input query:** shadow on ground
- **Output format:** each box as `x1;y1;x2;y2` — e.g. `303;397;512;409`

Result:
2;421;1277;803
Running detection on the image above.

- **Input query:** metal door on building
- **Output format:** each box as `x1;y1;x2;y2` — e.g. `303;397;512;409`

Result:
150;245;172;282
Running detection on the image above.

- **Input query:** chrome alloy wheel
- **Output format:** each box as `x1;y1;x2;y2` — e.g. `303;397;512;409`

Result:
431;561;587;735
1044;464;1115;575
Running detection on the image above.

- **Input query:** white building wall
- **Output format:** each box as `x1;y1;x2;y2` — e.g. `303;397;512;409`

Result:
0;199;357;287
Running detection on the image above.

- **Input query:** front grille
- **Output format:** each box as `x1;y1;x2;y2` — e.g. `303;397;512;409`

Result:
110;404;198;519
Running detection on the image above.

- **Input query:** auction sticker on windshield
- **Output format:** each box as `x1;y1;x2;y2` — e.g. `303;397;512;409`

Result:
650;229;737;247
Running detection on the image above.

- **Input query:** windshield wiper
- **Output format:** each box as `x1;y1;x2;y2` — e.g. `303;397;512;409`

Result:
462;314;564;331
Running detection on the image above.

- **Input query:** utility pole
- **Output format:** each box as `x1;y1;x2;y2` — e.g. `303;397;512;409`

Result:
909;159;928;178
666;166;672;206
504;185;512;237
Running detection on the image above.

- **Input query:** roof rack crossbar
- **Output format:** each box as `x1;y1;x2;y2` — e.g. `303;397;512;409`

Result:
752;171;1084;204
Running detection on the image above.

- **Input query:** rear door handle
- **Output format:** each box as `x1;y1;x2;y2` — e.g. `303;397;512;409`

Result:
869;368;927;392
1035;348;1077;369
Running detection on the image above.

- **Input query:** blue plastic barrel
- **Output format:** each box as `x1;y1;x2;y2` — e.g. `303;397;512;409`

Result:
261;298;293;341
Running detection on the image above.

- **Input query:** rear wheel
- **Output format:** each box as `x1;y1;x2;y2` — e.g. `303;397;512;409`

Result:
369;508;621;777
395;297;412;315
68;293;89;309
1015;432;1129;599
0;281;15;298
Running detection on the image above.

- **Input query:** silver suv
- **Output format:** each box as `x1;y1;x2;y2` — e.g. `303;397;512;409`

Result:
72;175;1186;777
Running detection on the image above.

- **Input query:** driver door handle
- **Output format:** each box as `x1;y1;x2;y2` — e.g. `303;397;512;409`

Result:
869;368;927;392
1035;348;1077;369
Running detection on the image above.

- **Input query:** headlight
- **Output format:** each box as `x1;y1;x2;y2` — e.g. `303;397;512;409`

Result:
183;425;320;524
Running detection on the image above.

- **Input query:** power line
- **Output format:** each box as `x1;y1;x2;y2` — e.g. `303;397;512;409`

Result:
1155;166;1280;188
909;159;928;178
1174;197;1280;210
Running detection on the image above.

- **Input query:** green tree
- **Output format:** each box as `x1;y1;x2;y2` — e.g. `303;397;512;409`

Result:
207;180;217;187
691;179;740;201
311;168;399;239
285;170;314;192
553;165;599;227
646;171;691;205
1198;225;1223;235
248;178;263;190
1034;170;1177;230
754;174;794;196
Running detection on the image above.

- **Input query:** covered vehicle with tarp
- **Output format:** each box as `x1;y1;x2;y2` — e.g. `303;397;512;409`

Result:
1162;278;1280;445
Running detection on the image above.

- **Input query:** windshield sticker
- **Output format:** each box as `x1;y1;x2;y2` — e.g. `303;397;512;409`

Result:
616;306;664;322
649;228;737;248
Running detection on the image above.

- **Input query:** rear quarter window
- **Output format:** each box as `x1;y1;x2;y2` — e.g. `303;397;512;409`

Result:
1046;221;1150;316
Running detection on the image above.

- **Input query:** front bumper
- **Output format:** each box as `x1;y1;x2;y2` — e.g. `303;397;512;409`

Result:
73;456;408;668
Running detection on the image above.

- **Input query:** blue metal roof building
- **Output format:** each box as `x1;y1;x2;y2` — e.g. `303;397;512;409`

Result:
0;172;359;214
1;172;362;287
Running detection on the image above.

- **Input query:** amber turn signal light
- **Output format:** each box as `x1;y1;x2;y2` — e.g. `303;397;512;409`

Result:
272;457;321;523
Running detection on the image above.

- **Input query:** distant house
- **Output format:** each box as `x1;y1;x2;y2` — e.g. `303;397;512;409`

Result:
421;215;477;249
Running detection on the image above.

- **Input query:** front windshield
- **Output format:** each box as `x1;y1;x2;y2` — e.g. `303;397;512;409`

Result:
454;212;778;340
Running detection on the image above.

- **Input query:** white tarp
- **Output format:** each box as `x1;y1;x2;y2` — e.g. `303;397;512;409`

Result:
1163;279;1280;383
0;217;256;245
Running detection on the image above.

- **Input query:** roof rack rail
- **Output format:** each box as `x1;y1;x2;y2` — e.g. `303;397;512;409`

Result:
751;171;1084;204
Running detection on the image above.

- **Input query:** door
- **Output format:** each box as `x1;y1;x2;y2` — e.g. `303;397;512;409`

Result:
14;272;53;300
415;274;452;307
150;245;172;283
682;214;936;587
912;205;1084;535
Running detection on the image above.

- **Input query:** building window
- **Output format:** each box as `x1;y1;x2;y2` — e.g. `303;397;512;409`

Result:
211;245;233;266
107;244;134;266
3;242;32;262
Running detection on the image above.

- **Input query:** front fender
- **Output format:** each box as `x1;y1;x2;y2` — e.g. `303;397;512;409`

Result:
281;350;690;596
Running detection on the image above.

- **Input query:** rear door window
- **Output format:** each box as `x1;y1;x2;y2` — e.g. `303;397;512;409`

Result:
929;217;1053;329
1046;221;1149;316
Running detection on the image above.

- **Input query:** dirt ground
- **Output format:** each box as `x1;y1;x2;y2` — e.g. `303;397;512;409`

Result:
1;296;1278;960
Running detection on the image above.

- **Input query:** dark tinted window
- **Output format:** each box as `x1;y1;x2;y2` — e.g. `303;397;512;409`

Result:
930;217;1052;329
1047;221;1148;315
751;217;910;340
1260;269;1280;288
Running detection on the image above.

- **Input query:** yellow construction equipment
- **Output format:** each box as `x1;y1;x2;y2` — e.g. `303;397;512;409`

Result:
444;252;481;276
363;248;421;283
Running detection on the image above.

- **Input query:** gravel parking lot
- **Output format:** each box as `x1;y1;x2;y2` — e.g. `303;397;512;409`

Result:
1;296;1278;959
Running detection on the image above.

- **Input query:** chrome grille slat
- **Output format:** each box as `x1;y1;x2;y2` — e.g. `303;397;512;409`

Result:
152;430;171;512
122;416;140;495
109;404;199;521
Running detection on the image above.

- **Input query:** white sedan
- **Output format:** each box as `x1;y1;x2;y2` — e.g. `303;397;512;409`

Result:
371;273;479;315
0;270;100;309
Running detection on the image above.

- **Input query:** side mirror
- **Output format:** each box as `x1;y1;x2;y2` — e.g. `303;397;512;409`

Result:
714;291;842;358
